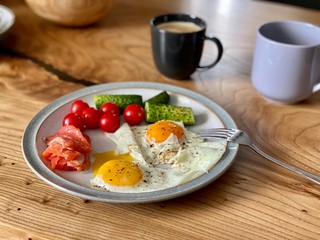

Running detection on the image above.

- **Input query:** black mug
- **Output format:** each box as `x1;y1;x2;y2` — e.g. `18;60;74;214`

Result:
150;13;223;80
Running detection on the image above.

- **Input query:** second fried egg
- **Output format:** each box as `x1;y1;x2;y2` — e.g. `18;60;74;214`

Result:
90;121;226;193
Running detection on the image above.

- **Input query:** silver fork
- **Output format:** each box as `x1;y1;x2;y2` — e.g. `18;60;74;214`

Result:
196;128;320;185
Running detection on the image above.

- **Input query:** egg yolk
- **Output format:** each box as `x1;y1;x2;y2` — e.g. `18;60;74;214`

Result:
146;120;184;143
97;159;143;186
93;151;133;176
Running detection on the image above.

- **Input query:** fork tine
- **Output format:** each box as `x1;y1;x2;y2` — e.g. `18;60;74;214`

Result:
196;128;234;136
195;128;236;140
198;133;229;139
196;128;229;133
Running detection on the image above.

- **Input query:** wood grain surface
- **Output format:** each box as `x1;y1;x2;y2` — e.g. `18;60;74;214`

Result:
0;0;319;239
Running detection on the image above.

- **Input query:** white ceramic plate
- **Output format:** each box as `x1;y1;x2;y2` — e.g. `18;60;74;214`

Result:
22;82;238;203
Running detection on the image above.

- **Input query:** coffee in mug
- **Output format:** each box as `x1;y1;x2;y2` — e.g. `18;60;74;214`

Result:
156;21;202;33
150;13;223;80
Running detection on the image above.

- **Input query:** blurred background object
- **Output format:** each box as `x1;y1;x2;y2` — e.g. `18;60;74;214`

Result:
25;0;115;27
266;0;320;9
0;4;15;40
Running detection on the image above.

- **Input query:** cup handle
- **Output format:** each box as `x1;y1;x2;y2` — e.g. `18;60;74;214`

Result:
198;35;223;69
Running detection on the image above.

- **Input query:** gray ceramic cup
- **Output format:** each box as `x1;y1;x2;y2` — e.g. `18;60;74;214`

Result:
251;21;320;104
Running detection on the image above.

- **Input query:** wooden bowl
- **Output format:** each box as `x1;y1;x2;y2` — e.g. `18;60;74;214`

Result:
25;0;115;27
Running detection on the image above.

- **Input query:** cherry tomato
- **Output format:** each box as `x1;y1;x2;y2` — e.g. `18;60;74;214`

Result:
99;113;121;133
82;107;102;129
62;113;85;131
123;104;145;125
71;100;89;117
100;102;121;116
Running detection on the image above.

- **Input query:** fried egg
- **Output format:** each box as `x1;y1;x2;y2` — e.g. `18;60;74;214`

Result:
90;121;226;193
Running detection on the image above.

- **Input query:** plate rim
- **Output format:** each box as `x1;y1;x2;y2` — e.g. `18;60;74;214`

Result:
22;81;238;203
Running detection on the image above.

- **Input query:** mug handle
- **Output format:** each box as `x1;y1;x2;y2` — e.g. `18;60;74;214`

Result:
198;35;223;69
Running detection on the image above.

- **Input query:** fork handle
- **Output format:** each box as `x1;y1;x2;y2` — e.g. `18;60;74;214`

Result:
250;143;320;185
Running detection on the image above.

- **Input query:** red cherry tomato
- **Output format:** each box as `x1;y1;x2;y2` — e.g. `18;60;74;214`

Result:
123;104;145;125
100;102;121;116
99;113;121;133
62;113;85;131
82;107;102;129
71;100;89;117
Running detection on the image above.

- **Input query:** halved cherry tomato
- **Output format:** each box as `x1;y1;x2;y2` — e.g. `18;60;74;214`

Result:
71;100;89;117
100;102;121;116
82;107;102;129
62;113;85;131
123;104;145;126
99;113;120;133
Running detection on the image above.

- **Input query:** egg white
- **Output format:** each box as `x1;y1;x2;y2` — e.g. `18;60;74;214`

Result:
90;122;226;193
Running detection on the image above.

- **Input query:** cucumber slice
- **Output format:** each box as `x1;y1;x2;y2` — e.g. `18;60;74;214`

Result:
145;102;195;125
94;94;143;110
144;91;170;106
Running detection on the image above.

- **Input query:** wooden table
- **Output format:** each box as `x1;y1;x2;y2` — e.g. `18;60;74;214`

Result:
0;0;319;239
